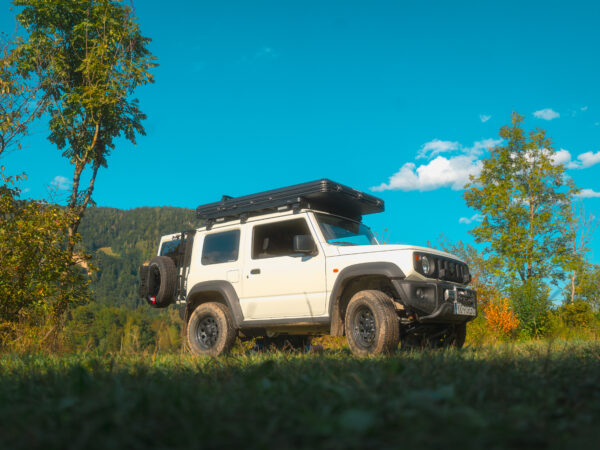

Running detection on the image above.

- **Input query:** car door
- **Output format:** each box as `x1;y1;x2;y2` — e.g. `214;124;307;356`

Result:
240;215;326;320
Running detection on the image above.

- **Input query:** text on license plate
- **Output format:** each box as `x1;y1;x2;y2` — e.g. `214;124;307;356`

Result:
454;303;476;316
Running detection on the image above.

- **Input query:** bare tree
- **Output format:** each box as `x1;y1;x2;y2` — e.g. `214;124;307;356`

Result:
568;199;598;303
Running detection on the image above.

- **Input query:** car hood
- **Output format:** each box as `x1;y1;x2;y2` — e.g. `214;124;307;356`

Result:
332;244;463;261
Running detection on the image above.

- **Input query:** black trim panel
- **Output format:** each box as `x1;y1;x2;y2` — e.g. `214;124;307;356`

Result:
392;279;477;324
240;316;330;328
328;262;405;316
186;281;245;326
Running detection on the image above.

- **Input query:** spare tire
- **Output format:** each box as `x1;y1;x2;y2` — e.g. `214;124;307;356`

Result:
143;256;177;308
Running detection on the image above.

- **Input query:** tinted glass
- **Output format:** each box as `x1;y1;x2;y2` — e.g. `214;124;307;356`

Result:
201;230;240;265
160;239;181;259
252;218;313;259
316;213;377;246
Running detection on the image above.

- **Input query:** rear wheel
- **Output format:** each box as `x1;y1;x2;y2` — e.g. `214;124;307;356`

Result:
344;290;399;356
187;302;236;356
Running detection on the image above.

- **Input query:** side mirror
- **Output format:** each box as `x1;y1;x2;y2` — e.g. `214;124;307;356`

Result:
293;235;316;254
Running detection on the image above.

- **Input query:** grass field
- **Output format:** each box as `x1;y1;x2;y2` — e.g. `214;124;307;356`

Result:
1;341;599;449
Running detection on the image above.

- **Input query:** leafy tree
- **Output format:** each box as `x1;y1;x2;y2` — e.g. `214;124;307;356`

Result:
464;113;576;285
0;33;44;157
14;0;156;240
570;264;600;309
0;170;90;348
463;113;577;333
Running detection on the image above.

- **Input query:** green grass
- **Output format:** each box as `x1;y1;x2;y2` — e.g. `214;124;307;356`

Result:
1;341;599;449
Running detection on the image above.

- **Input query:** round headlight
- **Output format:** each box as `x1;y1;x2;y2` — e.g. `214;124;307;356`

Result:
421;255;431;275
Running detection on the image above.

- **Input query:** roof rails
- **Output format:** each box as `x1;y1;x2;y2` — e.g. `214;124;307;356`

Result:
196;179;384;228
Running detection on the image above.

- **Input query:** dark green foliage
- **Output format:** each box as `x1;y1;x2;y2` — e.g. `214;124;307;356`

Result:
569;264;600;308
0;171;89;331
509;279;551;336
0;342;599;449
556;301;595;328
78;206;199;306
64;303;181;353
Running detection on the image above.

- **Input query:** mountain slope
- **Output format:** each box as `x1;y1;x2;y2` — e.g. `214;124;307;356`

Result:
78;206;200;306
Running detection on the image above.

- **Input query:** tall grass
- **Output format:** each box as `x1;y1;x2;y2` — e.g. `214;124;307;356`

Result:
1;341;599;449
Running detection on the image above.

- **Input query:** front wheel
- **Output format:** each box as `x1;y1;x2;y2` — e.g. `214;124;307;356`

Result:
344;290;400;356
187;302;236;356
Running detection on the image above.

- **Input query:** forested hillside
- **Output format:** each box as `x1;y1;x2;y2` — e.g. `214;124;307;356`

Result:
79;206;200;307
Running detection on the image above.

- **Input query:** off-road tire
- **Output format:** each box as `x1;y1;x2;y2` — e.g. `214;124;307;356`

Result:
146;256;177;307
344;290;400;356
187;302;236;356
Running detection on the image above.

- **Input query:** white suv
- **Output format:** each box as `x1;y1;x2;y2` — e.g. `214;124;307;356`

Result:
139;180;477;356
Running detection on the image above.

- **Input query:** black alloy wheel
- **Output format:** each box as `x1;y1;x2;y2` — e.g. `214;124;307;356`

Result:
195;316;220;350
352;306;377;349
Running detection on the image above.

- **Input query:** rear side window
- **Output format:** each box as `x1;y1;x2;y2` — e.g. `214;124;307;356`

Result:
201;230;240;265
160;239;181;259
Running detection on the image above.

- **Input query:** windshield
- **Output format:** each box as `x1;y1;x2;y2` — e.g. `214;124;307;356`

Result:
316;213;378;246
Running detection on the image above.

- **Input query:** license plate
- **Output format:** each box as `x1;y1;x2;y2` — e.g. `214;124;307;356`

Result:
454;302;476;316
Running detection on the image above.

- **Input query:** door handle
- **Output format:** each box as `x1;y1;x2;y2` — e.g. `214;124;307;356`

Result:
250;268;261;275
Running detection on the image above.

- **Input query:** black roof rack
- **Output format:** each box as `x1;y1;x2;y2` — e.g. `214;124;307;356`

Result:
196;179;384;227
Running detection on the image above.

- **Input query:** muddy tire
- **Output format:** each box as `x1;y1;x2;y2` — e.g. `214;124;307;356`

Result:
187;302;236;356
344;290;400;356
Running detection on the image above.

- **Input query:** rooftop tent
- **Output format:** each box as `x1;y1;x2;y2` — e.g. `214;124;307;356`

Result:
196;179;384;225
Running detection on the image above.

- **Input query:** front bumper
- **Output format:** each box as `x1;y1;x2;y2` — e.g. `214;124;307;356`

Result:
391;279;477;324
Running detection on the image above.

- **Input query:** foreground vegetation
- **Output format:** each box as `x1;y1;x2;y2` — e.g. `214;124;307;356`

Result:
1;341;599;449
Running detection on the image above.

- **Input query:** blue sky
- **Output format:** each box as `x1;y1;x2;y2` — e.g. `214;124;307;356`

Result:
2;0;600;273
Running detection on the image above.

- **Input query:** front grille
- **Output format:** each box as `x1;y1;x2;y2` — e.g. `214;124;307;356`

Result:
415;253;471;284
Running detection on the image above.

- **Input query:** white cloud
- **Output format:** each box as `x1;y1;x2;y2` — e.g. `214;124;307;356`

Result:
577;151;600;168
479;114;491;123
417;139;460;159
575;189;600;199
581;106;588;111
551;149;572;166
533;108;560;120
553;149;600;169
468;138;502;157
373;138;502;192
459;214;484;225
372;155;481;192
50;175;72;191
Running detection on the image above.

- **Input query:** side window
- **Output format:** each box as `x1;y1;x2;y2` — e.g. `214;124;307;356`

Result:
160;239;181;260
201;230;240;265
252;218;313;259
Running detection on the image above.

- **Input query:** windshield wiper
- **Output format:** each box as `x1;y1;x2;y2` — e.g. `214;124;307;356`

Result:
331;241;356;246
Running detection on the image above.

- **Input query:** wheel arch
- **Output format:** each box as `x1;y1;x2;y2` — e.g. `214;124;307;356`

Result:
329;262;405;336
185;281;244;328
